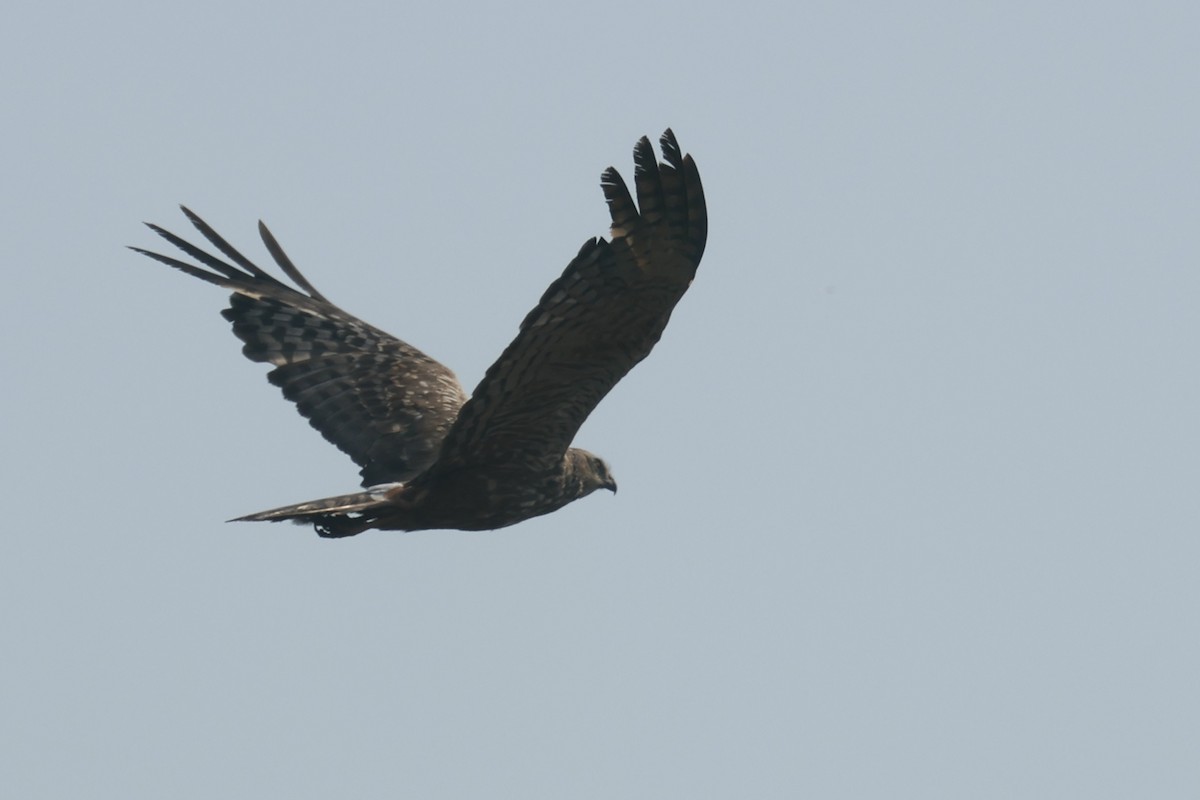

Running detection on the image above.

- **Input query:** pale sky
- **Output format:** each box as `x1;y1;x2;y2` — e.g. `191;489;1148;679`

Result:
4;2;1199;797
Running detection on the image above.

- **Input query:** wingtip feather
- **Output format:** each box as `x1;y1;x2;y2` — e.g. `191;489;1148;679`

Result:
659;128;683;167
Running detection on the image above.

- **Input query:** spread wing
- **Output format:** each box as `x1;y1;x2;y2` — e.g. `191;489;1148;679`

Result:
130;207;468;486
431;129;707;475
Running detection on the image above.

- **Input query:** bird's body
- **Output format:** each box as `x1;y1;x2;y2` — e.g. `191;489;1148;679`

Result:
132;130;706;537
241;449;615;537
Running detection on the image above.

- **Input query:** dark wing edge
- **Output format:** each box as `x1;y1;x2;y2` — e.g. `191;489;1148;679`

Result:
431;129;707;475
603;128;707;281
130;207;468;485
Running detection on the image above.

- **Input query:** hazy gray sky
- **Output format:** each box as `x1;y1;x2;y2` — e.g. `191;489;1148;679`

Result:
4;2;1198;797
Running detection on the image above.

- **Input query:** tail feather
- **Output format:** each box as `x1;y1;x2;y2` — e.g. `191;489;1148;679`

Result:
230;482;405;528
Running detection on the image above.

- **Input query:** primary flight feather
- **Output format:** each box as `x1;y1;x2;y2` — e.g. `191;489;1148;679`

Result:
131;130;707;537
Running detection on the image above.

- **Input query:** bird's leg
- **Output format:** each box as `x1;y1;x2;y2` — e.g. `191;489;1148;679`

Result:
315;517;372;538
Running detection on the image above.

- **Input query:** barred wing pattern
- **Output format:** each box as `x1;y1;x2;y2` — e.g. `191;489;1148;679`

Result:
433;129;707;476
131;208;468;486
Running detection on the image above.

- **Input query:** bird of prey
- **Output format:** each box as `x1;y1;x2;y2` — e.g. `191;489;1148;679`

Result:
131;130;707;537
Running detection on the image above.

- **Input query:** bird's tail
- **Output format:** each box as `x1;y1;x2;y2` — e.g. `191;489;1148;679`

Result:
230;482;405;537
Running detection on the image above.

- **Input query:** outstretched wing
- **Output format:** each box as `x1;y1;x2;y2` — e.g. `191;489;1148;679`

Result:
131;207;468;486
431;129;707;475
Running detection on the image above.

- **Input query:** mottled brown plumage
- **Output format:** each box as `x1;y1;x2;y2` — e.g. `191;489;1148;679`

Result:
131;130;706;537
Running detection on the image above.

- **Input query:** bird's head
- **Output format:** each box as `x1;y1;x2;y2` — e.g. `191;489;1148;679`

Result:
569;449;618;497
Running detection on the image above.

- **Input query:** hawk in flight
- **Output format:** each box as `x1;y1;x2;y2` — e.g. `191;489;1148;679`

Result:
132;130;707;537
